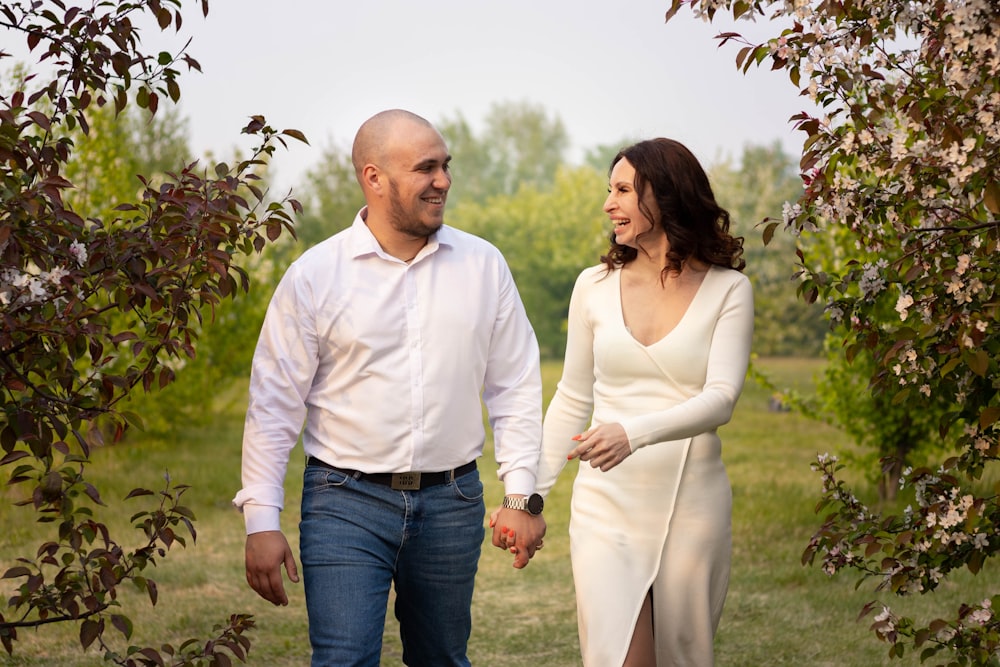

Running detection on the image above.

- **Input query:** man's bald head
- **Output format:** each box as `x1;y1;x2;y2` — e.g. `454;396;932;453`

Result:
352;109;435;182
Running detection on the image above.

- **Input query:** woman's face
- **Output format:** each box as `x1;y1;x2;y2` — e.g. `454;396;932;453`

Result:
603;158;662;249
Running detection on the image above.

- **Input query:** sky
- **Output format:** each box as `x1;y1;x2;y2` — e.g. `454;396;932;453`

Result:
145;1;810;191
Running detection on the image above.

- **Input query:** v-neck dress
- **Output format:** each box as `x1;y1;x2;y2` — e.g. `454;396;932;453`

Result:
536;264;754;666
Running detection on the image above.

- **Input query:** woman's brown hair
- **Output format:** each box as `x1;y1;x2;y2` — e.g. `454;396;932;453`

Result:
600;138;745;278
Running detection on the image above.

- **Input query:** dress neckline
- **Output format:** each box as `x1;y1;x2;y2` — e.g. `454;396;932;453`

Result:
616;265;714;348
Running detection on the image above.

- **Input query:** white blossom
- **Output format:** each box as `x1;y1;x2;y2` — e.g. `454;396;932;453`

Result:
969;601;992;626
69;241;88;267
859;260;888;298
42;266;69;286
895;293;914;320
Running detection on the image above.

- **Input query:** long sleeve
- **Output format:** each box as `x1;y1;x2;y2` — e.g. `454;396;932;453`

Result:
233;264;318;533
482;259;544;496
621;273;753;449
535;268;598;497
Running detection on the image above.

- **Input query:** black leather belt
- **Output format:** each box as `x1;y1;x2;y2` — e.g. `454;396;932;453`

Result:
306;457;476;491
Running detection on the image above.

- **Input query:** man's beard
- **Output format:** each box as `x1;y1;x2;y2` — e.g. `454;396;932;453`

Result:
386;181;444;238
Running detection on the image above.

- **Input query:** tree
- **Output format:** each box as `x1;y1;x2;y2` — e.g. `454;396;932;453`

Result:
439;100;570;207
57;102;208;434
62;103;192;220
0;1;304;663
292;140;364;248
815;341;959;502
582;139;636;174
665;0;999;662
802;192;960;502
59;101;292;437
709;142;824;356
450;165;608;359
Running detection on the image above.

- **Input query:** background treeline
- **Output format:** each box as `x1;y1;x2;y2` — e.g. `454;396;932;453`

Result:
71;100;824;433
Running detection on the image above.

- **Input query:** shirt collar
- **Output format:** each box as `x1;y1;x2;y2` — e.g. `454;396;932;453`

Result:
347;206;455;261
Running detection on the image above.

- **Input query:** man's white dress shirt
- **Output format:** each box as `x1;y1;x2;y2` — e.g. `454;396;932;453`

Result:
233;210;543;534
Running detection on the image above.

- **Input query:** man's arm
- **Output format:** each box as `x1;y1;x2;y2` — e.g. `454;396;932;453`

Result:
234;265;316;601
481;258;546;567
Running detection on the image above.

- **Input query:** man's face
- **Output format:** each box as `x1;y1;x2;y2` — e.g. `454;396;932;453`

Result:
381;124;452;238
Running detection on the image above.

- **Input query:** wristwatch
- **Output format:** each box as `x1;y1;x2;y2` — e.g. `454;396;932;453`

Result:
502;493;544;516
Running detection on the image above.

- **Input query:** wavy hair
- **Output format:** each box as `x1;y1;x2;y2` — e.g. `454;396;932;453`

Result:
600;138;745;277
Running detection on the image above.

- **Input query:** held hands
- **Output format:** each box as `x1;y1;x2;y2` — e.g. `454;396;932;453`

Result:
569;422;632;472
489;506;546;569
245;530;300;606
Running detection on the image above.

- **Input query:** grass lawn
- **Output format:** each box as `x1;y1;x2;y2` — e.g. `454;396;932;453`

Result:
1;357;996;666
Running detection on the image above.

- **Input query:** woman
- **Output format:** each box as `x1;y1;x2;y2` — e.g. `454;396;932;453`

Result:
536;138;753;666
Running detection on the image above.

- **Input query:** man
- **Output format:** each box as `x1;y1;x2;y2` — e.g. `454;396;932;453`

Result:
233;109;546;666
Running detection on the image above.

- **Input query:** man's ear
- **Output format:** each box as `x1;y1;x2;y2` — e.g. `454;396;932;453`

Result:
361;163;382;194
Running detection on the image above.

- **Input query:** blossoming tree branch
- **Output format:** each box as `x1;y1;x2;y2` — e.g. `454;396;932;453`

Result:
0;1;305;664
666;0;998;663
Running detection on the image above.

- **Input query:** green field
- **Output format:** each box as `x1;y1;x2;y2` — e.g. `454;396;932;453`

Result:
1;358;995;666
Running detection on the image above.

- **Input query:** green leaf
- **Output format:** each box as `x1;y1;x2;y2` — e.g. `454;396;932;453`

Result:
167;77;181;103
172;505;197;520
967;349;989;377
968;550;984;575
891;386;911;405
664;0;684;21
2;566;31;579
736;45;753;70
984;180;1000;215
79;618;101;649
280;128;309;144
939;356;962;377
979;406;1000;430
762;221;779;245
156;7;171;29
111;613;133;639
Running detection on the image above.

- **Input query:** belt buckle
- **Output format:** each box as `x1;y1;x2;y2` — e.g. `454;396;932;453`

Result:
391;472;421;490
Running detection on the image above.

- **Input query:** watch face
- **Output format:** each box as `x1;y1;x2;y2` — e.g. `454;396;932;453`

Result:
527;493;544;515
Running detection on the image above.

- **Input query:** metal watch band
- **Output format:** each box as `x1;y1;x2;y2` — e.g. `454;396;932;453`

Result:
502;495;527;511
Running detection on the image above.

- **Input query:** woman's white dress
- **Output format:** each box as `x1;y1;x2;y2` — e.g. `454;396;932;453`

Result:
535;264;754;667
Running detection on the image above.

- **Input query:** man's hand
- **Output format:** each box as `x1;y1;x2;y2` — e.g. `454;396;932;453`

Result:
490;504;546;569
245;530;299;605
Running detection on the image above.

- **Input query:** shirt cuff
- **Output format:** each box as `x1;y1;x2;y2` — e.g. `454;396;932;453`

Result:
242;504;282;534
501;467;536;497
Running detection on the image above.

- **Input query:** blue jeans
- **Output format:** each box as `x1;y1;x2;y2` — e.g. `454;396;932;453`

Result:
299;462;485;667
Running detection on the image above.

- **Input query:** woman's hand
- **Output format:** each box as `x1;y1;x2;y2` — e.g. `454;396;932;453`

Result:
489;506;546;568
568;423;632;472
